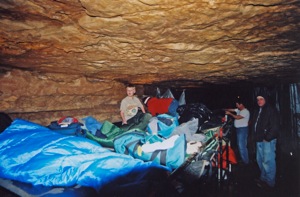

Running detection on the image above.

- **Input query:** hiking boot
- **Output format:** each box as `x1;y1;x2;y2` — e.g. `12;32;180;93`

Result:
255;178;264;188
255;179;274;192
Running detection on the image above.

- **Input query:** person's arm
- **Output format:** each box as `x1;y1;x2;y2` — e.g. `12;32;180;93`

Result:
136;97;146;113
224;108;235;112
264;107;280;142
226;111;244;120
140;105;146;113
120;110;127;124
225;109;244;120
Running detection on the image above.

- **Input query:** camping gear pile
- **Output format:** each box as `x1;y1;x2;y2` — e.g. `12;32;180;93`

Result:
0;88;237;195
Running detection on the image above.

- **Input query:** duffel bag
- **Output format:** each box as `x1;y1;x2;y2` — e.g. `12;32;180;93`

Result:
48;117;85;137
114;131;186;170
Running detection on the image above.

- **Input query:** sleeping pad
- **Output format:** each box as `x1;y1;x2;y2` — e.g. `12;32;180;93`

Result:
0;119;170;191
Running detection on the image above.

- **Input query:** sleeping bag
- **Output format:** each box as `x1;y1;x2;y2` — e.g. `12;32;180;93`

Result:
147;114;179;138
85;120;127;148
114;131;186;170
0;119;169;191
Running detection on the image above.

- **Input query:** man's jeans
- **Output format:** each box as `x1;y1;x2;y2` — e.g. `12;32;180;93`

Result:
236;126;249;164
256;139;277;187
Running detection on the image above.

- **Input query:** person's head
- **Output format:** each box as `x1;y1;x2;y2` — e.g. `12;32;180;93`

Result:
257;95;266;107
235;96;246;110
256;92;268;107
126;84;136;97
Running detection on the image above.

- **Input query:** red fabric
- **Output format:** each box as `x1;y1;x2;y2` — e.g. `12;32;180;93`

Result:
213;145;237;169
147;97;173;116
57;116;79;125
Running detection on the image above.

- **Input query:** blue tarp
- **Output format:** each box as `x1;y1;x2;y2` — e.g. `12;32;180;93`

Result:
0;119;169;191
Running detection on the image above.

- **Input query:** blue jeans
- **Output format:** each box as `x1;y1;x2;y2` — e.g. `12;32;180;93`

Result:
256;139;277;187
236;126;249;164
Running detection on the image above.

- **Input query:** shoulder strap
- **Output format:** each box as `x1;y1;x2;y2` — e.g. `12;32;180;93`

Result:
150;149;167;165
124;140;141;155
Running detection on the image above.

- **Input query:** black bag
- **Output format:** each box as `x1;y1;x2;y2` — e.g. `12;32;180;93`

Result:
178;103;212;130
0;112;12;133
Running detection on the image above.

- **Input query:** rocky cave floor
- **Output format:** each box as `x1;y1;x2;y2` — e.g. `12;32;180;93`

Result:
180;157;298;197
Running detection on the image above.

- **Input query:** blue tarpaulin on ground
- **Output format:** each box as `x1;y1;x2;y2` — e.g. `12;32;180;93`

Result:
0;119;168;191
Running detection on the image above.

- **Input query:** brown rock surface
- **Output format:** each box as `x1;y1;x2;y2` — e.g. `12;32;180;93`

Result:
0;69;125;124
0;0;299;124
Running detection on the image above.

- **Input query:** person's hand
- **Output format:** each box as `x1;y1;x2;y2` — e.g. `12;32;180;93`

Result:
122;121;127;125
225;111;231;115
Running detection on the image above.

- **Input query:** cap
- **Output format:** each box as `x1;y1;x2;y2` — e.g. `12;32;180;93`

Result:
256;91;268;101
257;95;265;99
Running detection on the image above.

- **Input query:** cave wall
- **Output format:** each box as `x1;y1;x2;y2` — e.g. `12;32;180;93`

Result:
0;69;141;125
1;67;298;150
144;84;255;110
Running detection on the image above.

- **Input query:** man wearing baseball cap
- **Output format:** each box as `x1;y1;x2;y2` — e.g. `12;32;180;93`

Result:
225;96;250;165
251;91;280;190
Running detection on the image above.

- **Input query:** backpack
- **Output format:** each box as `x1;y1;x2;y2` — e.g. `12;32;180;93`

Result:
114;131;186;170
48;116;85;137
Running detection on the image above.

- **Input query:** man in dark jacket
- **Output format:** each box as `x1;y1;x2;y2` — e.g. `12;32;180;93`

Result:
250;92;279;189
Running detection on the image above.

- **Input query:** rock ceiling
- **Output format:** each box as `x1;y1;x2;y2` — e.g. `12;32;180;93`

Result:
1;0;300;88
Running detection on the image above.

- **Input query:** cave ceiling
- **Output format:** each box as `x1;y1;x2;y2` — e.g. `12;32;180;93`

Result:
0;0;300;88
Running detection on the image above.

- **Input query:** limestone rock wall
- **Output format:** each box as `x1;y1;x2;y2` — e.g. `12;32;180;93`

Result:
0;0;300;124
0;70;132;125
0;0;299;88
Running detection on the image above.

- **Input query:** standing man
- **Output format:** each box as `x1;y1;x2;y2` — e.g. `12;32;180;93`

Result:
251;92;279;189
225;97;250;165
